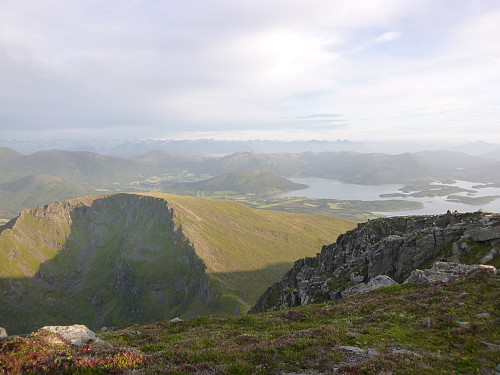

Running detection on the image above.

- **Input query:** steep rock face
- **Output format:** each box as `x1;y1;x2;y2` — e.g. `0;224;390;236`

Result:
250;211;500;313
1;192;352;335
0;194;215;334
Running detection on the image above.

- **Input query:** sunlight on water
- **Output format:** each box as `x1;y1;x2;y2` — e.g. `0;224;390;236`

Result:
278;178;500;216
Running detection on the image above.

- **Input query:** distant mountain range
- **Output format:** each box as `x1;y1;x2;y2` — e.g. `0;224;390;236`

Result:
0;174;95;219
1;146;499;219
2;138;500;158
0;193;355;334
3;147;499;188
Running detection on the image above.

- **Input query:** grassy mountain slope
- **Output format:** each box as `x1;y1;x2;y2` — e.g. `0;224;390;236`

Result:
480;146;500;161
1;147;445;188
2;270;497;374
0;147;23;165
0;147;448;219
415;150;498;170
297;151;443;184
0;193;355;334
0;174;95;219
102;270;500;374
172;170;308;195
0;194;208;334
467;161;500;185
0;149;156;187
139;193;355;312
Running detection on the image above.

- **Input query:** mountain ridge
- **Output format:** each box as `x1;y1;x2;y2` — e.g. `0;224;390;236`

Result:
251;210;500;313
0;193;354;334
172;169;308;195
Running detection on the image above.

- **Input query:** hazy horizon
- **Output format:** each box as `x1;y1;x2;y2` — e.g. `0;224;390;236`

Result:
1;1;499;142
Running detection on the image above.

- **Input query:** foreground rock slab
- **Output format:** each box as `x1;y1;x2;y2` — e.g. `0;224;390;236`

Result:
39;324;111;347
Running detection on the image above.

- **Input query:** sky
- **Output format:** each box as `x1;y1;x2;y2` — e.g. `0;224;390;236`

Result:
1;0;499;142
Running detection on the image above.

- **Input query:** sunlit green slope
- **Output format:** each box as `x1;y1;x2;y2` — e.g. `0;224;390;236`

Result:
0;193;355;334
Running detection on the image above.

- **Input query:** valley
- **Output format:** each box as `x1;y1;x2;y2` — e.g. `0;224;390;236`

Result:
2;2;500;372
1;146;499;222
1;211;498;374
0;193;354;335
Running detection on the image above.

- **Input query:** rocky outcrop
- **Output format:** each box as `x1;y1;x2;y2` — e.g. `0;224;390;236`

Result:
404;261;496;284
341;275;397;298
251;211;500;313
38;324;110;347
0;327;7;339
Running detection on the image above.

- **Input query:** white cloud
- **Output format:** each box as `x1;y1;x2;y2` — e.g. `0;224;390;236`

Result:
0;0;499;142
374;31;401;43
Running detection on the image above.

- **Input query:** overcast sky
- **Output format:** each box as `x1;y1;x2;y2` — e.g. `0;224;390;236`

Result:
1;0;499;142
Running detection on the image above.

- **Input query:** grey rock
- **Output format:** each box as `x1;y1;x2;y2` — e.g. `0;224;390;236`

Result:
422;318;433;328
403;269;427;284
404;262;496;284
350;272;365;283
339;345;380;358
339;346;366;354
341;275;397;298
333;266;344;278
251;211;500;313
368;274;398;288
170;317;182;322
39;324;111;347
467;226;500;241
476;312;490;319
481;248;500;264
391;348;421;357
0;327;7;339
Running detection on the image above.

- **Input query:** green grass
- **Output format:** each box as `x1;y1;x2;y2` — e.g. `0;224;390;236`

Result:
0;193;355;334
102;271;498;374
165;170;308;196
241;197;423;221
0;174;96;219
2;270;491;374
139;193;356;309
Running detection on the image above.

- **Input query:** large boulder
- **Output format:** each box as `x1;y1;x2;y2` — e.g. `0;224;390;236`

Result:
0;327;7;339
39;324;111;347
404;262;496;284
341;275;397;298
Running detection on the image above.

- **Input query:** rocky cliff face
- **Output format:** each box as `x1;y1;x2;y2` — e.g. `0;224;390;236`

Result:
0;194;216;334
250;211;500;313
1;192;349;335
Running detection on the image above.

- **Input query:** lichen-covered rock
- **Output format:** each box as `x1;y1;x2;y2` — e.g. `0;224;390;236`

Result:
404;262;496;284
251;211;500;313
341;275;397;298
39;324;111;347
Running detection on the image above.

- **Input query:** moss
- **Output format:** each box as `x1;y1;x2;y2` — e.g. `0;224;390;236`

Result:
90;272;500;374
458;240;498;266
326;269;352;292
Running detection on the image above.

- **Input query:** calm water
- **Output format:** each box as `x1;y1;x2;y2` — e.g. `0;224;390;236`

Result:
278;178;500;216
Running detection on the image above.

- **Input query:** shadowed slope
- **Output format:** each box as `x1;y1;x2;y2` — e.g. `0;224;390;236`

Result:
137;193;356;311
0;193;355;334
